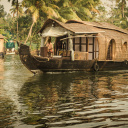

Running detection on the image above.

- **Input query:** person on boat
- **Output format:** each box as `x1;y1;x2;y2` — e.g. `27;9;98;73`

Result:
46;38;53;57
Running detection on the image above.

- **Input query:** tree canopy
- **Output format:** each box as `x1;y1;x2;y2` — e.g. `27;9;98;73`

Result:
0;0;128;48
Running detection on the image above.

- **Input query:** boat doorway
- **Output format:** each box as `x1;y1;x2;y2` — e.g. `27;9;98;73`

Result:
107;39;116;60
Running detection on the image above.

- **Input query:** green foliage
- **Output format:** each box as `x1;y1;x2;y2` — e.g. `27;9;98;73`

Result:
0;5;7;18
58;7;81;20
8;0;18;6
107;0;128;29
115;0;127;18
1;0;127;51
10;4;24;17
5;0;101;46
0;17;13;41
95;6;108;22
57;0;100;21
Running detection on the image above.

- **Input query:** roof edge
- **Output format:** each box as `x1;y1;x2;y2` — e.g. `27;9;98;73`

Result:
66;20;128;35
37;18;74;34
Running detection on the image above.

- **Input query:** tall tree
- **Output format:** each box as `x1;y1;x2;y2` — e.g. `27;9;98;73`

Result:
22;0;60;44
107;0;128;29
116;0;127;18
22;0;100;43
57;0;100;21
10;4;23;17
8;0;19;41
0;5;7;18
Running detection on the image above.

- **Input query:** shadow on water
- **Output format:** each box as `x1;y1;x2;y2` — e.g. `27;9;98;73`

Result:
0;55;128;128
18;71;128;128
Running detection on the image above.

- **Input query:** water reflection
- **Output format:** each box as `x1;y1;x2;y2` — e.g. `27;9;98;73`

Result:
0;55;128;128
0;55;32;128
0;59;4;80
19;71;128;128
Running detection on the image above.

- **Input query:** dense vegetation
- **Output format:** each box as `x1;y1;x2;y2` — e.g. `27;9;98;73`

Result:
0;0;128;49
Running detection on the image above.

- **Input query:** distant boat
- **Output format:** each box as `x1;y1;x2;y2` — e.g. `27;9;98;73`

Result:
6;40;15;55
18;18;128;74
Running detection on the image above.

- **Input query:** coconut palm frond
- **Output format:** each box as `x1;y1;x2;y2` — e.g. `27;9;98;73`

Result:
46;7;58;18
116;0;121;3
32;9;39;23
62;0;70;7
78;7;92;18
29;6;37;13
48;3;60;9
59;7;81;20
91;4;100;13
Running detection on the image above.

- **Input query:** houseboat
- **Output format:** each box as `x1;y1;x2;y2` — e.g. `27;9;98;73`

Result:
18;18;128;73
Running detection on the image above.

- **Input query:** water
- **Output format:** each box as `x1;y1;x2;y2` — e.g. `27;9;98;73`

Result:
0;55;128;128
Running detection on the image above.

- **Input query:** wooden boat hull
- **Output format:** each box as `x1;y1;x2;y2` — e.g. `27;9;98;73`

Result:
18;44;128;73
18;44;96;73
97;61;128;71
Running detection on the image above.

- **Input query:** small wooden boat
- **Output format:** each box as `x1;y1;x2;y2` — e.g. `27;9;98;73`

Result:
18;19;128;73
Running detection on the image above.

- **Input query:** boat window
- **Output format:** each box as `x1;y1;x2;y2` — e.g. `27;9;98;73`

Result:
75;37;80;51
74;37;88;52
94;38;99;59
73;36;99;60
88;37;93;45
89;45;93;52
75;37;79;43
81;37;87;52
88;37;99;60
107;39;116;60
122;42;127;59
73;37;99;60
123;42;127;51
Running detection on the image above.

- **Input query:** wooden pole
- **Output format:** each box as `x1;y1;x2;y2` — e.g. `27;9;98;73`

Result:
68;33;74;61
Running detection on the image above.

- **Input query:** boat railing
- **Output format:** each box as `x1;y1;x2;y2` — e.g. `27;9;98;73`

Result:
57;50;71;57
74;51;88;60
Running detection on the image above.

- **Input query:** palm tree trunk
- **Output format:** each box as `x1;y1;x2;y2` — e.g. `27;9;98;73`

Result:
24;21;35;44
17;0;19;42
122;0;125;18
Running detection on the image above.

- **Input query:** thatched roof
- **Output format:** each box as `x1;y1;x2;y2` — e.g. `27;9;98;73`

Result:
66;20;128;34
0;34;5;39
38;19;128;36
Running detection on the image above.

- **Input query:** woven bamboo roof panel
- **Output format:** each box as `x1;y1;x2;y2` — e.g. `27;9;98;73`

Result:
66;20;128;34
63;23;96;33
38;19;128;36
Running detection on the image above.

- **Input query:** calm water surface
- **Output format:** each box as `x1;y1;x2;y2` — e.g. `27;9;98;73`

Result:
0;55;128;128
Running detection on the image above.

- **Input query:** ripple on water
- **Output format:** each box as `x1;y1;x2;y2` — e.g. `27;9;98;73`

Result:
1;56;128;128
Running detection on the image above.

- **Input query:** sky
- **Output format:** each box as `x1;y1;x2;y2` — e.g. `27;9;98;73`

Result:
0;0;112;14
0;0;12;13
0;0;22;13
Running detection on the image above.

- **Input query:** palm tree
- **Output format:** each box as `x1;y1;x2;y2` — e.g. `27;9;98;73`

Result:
10;4;23;17
8;0;19;41
22;0;61;44
57;0;100;21
22;0;100;44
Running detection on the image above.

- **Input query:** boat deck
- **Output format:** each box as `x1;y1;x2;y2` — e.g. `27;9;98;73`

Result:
34;55;126;62
33;55;71;61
